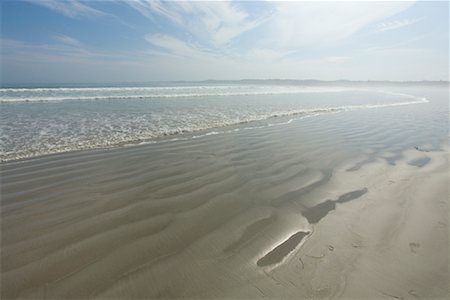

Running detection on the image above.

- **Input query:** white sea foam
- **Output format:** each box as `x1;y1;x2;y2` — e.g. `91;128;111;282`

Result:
0;85;357;103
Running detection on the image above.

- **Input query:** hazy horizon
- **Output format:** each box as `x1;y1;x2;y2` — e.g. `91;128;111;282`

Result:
1;1;449;84
1;78;450;89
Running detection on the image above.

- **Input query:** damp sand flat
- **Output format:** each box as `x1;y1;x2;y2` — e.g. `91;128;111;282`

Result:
1;86;448;299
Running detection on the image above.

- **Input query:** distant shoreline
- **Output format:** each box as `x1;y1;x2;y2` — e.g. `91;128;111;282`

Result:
1;79;449;89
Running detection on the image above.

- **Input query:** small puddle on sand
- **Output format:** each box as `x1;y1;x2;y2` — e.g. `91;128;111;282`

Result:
408;157;431;167
302;188;368;224
257;231;310;267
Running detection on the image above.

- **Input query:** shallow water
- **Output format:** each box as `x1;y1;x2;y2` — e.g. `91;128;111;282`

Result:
0;84;434;161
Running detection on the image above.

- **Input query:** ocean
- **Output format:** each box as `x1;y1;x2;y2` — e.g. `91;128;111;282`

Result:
0;82;444;162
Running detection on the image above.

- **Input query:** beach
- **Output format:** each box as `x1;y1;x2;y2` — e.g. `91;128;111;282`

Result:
0;84;448;299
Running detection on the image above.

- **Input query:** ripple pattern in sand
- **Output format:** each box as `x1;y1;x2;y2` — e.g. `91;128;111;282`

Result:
1;86;447;298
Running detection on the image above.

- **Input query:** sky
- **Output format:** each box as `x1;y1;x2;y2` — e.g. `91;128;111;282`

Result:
1;0;448;83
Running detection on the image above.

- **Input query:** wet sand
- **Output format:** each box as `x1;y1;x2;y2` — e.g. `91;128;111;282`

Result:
1;87;449;299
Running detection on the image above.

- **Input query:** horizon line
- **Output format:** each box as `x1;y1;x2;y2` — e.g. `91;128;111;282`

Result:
1;79;449;87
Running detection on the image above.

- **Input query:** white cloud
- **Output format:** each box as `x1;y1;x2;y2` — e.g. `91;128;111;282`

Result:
128;0;268;47
126;0;168;20
54;34;82;47
184;1;266;47
144;34;208;58
375;18;423;33
265;1;415;48
0;38;119;65
135;1;415;60
245;48;290;62
27;0;106;19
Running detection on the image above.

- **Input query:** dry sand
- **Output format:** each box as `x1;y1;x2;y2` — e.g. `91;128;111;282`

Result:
1;108;448;299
